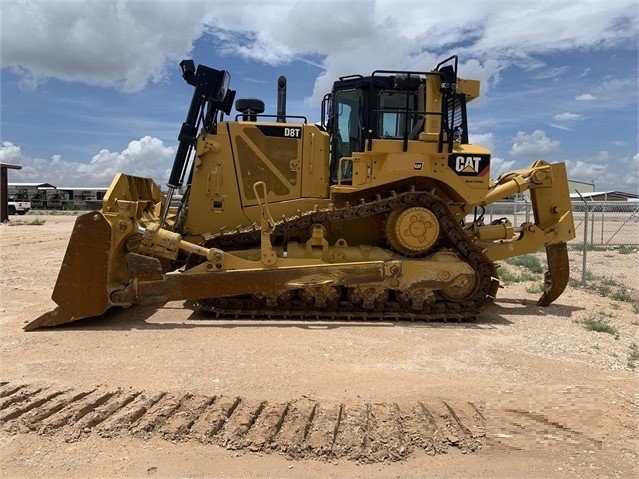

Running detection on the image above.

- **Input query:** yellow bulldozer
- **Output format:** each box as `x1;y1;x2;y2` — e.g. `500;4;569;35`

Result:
26;55;575;330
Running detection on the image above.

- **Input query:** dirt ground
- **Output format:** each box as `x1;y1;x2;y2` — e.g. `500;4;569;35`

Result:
1;215;637;479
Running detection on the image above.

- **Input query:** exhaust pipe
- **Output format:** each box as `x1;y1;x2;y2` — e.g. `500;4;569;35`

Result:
276;75;287;123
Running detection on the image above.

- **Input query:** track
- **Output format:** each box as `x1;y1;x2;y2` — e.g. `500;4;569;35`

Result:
0;381;484;462
188;189;500;322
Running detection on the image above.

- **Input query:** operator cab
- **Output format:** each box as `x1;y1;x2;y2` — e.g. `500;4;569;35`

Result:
323;56;469;184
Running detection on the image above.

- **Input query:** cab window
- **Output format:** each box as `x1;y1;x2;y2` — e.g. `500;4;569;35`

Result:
377;91;418;138
330;88;363;183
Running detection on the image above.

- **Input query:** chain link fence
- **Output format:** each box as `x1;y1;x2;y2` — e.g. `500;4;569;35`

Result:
483;197;639;291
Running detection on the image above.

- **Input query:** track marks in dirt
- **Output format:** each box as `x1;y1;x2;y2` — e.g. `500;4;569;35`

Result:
0;382;483;462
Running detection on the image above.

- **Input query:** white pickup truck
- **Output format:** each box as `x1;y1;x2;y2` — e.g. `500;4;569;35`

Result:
7;199;31;215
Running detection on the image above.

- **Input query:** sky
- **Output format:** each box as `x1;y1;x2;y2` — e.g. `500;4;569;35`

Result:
1;0;637;192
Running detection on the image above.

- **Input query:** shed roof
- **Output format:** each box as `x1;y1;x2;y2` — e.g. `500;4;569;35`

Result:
57;186;109;191
8;182;57;189
569;191;638;199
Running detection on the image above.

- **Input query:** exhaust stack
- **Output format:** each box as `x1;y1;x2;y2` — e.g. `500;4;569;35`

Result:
277;75;287;122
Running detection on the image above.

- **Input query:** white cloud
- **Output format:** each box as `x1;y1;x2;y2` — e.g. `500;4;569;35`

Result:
0;141;22;162
553;112;583;121
577;68;591;78
550;124;574;132
510;130;561;158
0;138;174;187
466;132;516;179
490;157;516;178
208;0;637;104
550;112;584;130
1;0;208;92
2;0;636;98
587;151;612;163
565;153;639;191
469;132;495;152
581;77;637;109
566;160;606;179
532;66;570;80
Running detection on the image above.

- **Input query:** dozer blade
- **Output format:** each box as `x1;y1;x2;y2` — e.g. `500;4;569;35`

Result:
537;242;570;306
24;212;112;330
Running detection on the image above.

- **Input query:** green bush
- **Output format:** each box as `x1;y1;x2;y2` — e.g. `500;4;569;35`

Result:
579;312;619;339
498;266;537;284
627;343;639;370
525;283;545;294
611;287;633;302
571;272;637;304
505;254;545;274
7;217;46;226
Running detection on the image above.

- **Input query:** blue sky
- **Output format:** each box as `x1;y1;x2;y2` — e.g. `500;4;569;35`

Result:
1;0;637;191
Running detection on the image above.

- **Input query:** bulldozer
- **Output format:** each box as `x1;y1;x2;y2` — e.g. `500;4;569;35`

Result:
26;55;575;330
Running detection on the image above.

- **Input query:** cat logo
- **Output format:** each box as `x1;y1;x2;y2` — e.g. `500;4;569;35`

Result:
447;154;490;177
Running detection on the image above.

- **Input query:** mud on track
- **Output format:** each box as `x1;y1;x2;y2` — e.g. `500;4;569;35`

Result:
0;381;484;463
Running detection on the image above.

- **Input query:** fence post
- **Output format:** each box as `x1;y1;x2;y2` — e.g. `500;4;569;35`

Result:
576;191;590;285
590;206;595;246
521;194;530;224
601;193;606;244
